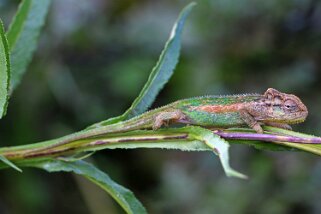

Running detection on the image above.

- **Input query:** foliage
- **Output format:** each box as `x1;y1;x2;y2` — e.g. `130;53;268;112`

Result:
0;2;196;213
0;20;10;118
27;160;147;214
87;3;196;128
0;1;320;213
7;0;51;92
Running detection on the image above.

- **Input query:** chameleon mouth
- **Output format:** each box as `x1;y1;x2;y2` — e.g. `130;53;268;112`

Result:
266;111;308;124
288;118;306;124
287;111;308;124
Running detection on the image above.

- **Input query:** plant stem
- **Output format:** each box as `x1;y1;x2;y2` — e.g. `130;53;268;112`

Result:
213;130;321;144
0;127;320;166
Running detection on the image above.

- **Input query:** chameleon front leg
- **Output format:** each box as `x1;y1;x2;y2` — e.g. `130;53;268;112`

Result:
239;110;263;133
152;109;187;130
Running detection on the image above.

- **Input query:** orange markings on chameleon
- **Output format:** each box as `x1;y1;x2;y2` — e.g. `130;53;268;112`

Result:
190;103;248;113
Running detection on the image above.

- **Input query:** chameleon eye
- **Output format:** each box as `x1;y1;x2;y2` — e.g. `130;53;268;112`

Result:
284;100;298;111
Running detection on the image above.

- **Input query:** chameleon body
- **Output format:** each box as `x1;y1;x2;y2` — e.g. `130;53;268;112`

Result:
48;88;308;146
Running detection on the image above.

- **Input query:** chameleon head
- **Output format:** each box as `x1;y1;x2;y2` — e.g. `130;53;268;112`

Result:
256;88;308;124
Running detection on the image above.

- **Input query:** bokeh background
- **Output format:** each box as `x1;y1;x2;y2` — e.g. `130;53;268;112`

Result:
0;0;321;213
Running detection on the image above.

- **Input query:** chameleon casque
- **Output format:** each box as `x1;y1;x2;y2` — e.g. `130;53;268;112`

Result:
57;88;308;145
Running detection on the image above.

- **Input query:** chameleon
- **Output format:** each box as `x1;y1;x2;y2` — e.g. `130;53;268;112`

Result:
48;88;308;147
20;88;308;157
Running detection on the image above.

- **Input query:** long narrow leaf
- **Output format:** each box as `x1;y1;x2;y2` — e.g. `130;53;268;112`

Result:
88;2;196;128
28;160;147;214
0;20;10;118
0;155;22;172
7;0;51;92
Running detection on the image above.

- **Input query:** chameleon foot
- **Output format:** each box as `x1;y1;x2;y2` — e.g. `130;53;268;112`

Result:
152;109;187;130
252;123;263;134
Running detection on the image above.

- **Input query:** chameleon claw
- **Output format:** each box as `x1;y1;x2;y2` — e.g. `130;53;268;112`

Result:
252;123;263;133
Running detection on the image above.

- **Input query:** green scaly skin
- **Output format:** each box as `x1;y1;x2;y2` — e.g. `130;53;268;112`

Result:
26;88;308;152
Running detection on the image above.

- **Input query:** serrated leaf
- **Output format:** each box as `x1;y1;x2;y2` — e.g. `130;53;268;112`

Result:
7;0;51;92
28;160;147;214
87;2;196;129
0;20;10;119
0;155;22;172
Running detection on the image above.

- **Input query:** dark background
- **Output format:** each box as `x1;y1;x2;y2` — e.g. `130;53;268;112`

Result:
0;0;321;213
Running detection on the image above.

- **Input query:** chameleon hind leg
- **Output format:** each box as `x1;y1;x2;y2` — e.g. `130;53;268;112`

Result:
152;109;187;130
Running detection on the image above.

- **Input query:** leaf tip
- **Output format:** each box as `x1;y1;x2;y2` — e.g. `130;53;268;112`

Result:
226;170;248;179
0;155;22;172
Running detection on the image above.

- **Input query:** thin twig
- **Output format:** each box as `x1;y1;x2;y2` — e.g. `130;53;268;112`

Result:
213;130;321;144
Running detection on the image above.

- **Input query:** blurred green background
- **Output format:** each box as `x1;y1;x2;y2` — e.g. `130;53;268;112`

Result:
1;0;321;213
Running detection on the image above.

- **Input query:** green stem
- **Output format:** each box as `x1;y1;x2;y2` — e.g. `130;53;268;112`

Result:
0;126;320;167
0;131;196;163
